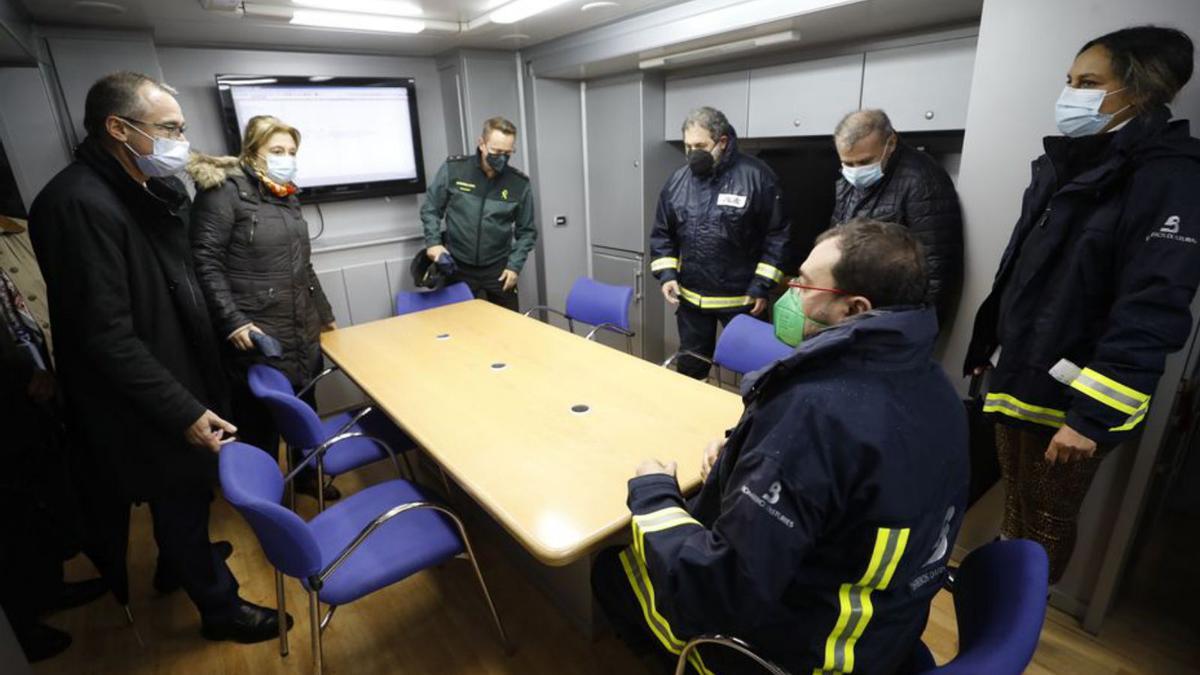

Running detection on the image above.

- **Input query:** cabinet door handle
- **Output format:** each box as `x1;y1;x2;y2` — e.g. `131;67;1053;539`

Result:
635;270;643;302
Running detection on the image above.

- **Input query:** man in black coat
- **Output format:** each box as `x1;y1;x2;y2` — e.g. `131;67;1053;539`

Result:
29;71;290;643
830;109;963;326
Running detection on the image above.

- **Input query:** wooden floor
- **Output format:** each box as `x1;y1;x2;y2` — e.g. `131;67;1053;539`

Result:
32;460;1200;675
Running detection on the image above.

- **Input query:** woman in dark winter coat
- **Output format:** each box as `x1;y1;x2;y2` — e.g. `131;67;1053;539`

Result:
189;115;339;500
964;26;1200;583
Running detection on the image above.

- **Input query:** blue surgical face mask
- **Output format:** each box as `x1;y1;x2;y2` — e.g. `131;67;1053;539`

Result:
1055;85;1129;137
123;121;190;178
266;153;297;185
841;162;884;190
840;137;892;190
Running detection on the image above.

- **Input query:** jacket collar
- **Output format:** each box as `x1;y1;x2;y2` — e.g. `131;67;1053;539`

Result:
1041;105;1174;195
742;305;938;401
76;137;188;215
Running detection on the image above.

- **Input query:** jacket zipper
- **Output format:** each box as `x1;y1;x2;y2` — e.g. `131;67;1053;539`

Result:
1037;206;1052;228
250;213;258;243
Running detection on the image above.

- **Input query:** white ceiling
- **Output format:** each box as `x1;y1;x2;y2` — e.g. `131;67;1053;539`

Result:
17;0;683;55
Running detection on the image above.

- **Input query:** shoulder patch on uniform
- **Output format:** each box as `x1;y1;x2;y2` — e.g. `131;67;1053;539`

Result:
447;154;471;162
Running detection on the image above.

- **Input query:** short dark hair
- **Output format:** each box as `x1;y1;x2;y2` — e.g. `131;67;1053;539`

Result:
682;106;732;142
1080;26;1194;111
83;71;177;139
815;217;927;309
482;116;517;138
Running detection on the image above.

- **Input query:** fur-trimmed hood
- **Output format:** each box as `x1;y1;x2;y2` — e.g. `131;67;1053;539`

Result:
187;153;243;191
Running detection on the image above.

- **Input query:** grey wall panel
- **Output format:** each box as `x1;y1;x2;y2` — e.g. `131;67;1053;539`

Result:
438;63;467;156
585;76;644;253
0;67;70;209
341;261;393;325
528;77;588;325
315;268;350;325
861;37;977;131
45;32;163;143
459;51;523;171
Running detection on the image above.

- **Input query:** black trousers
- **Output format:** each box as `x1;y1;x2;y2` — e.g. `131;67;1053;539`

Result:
675;304;750;380
450;259;519;312
148;487;239;617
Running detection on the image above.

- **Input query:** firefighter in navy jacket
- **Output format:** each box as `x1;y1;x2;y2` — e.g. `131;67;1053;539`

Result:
595;220;968;674
651;107;790;379
963;27;1200;582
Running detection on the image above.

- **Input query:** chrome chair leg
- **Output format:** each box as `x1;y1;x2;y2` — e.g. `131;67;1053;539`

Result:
320;605;338;633
275;570;290;657
309;591;323;675
443;516;510;652
285;445;297;512
625;334;633;354
316;460;326;513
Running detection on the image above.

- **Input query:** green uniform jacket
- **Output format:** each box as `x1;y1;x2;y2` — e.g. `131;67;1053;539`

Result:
420;152;537;272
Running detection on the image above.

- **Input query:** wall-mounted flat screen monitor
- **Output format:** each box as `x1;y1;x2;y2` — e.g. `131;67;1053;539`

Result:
215;74;425;203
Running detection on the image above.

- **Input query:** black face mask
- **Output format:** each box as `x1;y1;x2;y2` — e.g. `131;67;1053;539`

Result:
486;152;509;173
687;148;715;176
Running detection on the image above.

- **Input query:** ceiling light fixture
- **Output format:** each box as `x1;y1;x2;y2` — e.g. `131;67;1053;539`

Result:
580;1;618;11
292;0;424;17
72;1;128;13
489;0;573;24
289;9;426;32
638;30;801;69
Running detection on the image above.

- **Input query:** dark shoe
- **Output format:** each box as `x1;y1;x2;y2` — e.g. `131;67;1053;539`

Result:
201;599;294;644
154;540;234;594
15;622;72;662
295;474;341;502
45;578;108;613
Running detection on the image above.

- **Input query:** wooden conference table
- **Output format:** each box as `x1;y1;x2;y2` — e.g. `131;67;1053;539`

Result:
321;299;743;632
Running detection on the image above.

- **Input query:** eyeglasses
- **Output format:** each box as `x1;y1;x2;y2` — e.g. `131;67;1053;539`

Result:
787;281;852;296
119;116;188;140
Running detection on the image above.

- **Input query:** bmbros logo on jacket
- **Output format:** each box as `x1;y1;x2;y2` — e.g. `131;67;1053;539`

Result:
1148;215;1196;244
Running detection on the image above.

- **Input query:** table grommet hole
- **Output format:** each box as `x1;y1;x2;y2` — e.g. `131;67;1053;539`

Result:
570;404;590;415
490;362;508;371
436;333;451;340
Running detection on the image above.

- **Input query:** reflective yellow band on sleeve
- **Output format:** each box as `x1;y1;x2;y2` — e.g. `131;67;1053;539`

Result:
651;257;681;272
755;262;785;283
678;286;754;310
983;393;1066;429
1048;359;1153;431
816;527;910;674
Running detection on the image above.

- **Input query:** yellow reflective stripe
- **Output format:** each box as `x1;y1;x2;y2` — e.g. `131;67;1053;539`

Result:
755;262;785;283
1110;399;1150;432
678;285;754;309
1081;368;1150;404
817;528;910;674
632;507;701;561
1069;367;1150;416
651;257;681;272
983;393;1066;429
619;545;715;675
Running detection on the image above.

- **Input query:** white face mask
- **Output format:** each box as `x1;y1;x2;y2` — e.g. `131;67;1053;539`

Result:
122;120;190;178
265;153;298;185
1055;86;1130;137
841;162;884;190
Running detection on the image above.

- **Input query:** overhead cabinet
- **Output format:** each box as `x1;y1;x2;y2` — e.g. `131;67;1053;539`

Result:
662;36;978;139
664;70;750;141
861;36;978;132
747;53;865;138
